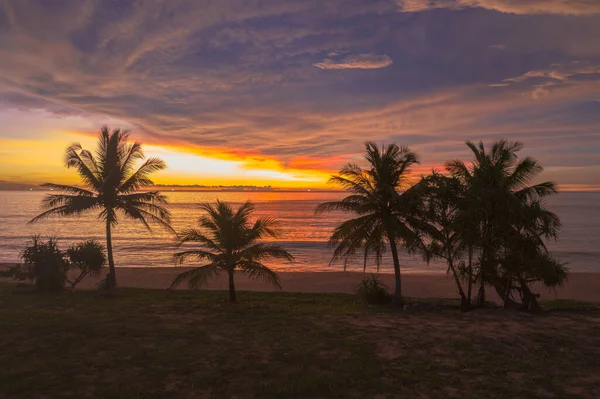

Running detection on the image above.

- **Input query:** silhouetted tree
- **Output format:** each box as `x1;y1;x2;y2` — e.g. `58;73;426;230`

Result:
66;240;107;290
171;200;294;303
30;126;173;292
316;142;421;307
0;236;68;292
446;140;566;309
414;171;475;312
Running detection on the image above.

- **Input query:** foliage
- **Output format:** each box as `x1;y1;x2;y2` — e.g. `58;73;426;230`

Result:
66;240;107;290
356;274;391;304
443;140;567;310
316;141;422;307
29;126;173;291
412;171;475;312
16;236;69;292
1;238;108;292
171;200;294;302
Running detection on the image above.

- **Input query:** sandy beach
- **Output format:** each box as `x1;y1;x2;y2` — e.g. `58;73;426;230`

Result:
2;263;599;302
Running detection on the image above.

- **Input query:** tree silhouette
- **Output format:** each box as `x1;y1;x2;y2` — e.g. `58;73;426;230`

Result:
171;200;294;303
316;141;421;307
30;126;173;291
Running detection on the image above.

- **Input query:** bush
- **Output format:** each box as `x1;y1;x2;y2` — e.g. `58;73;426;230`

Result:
1;237;108;292
66;240;107;290
356;274;391;304
20;236;68;293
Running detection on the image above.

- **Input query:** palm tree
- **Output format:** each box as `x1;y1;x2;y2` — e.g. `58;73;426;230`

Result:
415;171;473;312
171;200;294;303
316;141;421;306
29;126;173;291
446;140;561;307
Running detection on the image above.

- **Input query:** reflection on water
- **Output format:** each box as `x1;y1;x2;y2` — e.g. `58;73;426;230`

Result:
0;191;599;273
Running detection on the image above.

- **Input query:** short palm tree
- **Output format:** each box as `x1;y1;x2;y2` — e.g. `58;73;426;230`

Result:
30;126;173;291
171;200;294;303
316;141;421;306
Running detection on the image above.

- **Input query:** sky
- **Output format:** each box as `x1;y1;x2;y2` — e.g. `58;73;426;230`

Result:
0;0;599;190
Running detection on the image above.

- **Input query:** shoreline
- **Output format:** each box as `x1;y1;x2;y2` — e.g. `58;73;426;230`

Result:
2;263;600;302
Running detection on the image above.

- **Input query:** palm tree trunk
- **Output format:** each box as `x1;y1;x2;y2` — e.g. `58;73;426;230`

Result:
387;230;403;308
503;272;512;308
105;218;117;291
467;246;473;306
448;261;469;312
228;269;237;303
476;254;487;307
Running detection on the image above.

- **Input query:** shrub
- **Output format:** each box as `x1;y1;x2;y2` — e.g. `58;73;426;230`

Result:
356;274;391;304
1;237;108;292
20;236;68;293
66;240;107;290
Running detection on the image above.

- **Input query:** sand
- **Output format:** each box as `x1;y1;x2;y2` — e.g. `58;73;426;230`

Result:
1;263;599;302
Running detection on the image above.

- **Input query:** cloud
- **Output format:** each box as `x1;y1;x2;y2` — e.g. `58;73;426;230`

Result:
0;0;599;187
398;0;600;15
314;53;393;70
492;63;600;99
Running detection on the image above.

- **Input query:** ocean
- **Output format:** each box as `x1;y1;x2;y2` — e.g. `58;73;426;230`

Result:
0;191;598;273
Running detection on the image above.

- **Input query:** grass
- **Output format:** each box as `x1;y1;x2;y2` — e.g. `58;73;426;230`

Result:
1;284;599;398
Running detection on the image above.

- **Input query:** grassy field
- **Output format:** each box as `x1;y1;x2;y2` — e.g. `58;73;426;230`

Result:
1;284;599;399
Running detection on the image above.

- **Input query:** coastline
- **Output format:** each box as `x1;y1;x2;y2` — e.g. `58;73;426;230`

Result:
2;263;599;302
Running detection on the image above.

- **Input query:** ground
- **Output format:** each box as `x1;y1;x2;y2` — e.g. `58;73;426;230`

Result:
1;284;599;398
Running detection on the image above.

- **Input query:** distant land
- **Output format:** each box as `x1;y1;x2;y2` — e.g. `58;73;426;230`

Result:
0;181;38;191
0;181;338;192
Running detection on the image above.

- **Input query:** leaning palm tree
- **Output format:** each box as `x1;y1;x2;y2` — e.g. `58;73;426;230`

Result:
171;200;294;303
316;141;421;306
29;126;173;291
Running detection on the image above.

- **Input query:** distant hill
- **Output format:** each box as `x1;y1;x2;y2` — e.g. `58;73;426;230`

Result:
0;181;39;191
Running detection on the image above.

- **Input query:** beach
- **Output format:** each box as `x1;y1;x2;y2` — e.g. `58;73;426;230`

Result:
2;263;599;302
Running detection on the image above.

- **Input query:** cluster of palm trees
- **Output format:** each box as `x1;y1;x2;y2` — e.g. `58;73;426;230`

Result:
320;140;567;311
30;127;566;309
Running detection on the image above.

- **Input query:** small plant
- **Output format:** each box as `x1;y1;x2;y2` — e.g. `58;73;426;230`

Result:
66;240;107;290
356;274;391;304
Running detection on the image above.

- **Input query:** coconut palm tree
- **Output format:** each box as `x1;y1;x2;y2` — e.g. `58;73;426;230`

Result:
446;140;562;308
316;141;421;306
29;126;173;291
171;200;294;303
414;171;474;312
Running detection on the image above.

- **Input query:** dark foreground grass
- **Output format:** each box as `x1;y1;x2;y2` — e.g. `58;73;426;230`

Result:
1;284;599;399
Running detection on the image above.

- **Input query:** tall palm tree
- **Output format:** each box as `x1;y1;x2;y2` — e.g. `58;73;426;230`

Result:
171;200;294;303
316;141;421;306
446;140;560;307
29;126;173;291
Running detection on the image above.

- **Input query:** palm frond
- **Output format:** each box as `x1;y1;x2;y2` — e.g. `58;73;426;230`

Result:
29;195;101;223
239;243;295;263
118;158;166;194
177;228;221;251
173;249;219;265
170;264;219;289
64;143;102;189
239;261;282;289
40;183;96;197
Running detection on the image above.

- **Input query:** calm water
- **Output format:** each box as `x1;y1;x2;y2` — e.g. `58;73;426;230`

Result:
0;191;598;273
